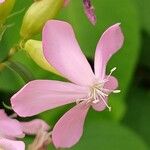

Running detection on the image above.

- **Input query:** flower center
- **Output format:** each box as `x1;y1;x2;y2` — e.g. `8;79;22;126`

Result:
76;67;120;111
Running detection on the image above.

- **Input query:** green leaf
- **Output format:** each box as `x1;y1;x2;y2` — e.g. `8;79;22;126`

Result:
123;86;150;147
134;0;150;33
71;121;148;150
0;65;24;91
0;0;33;91
140;32;150;68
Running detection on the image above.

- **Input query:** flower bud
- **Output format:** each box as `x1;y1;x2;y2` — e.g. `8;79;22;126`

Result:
20;0;64;39
24;39;60;75
0;0;16;24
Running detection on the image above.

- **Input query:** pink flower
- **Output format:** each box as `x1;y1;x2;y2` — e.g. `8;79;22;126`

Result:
64;0;96;25
0;110;25;150
0;109;50;150
11;20;124;148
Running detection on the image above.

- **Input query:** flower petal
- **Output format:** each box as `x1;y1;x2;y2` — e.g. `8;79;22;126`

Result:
42;20;95;86
92;76;118;111
92;97;108;112
52;102;89;148
11;80;89;117
0;138;25;150
94;23;124;79
104;75;118;90
0;119;24;139
0;109;8;119
20;119;50;135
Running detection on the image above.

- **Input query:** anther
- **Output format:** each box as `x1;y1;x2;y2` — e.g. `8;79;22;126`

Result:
107;67;117;79
110;67;117;73
113;90;121;93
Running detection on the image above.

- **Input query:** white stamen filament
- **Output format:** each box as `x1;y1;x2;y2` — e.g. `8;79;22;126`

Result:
75;67;120;112
113;90;121;93
98;94;111;111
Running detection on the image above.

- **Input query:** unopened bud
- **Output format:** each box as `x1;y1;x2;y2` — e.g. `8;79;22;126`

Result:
20;0;64;39
0;0;16;24
24;39;60;75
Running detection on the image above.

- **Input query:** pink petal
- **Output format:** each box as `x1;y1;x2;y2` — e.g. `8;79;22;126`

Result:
94;23;124;79
11;80;89;117
92;76;118;111
92;97;108;111
42;20;96;86
52;102;89;148
0;119;24;139
0;109;8;119
104;75;118;90
0;138;25;150
20;119;50;135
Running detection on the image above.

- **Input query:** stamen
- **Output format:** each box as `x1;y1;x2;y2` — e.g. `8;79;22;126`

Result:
96;89;108;97
107;67;117;79
110;67;117;73
75;72;121;112
113;90;121;93
98;94;111;111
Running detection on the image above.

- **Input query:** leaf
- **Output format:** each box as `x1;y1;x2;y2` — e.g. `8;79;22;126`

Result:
123;86;150;147
140;32;150;68
134;0;150;34
0;0;33;91
71;121;148;150
0;65;24;91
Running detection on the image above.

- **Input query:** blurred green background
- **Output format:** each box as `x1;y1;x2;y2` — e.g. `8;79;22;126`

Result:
0;0;150;149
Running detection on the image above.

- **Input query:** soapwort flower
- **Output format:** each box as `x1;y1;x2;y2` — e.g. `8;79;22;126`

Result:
11;20;124;148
